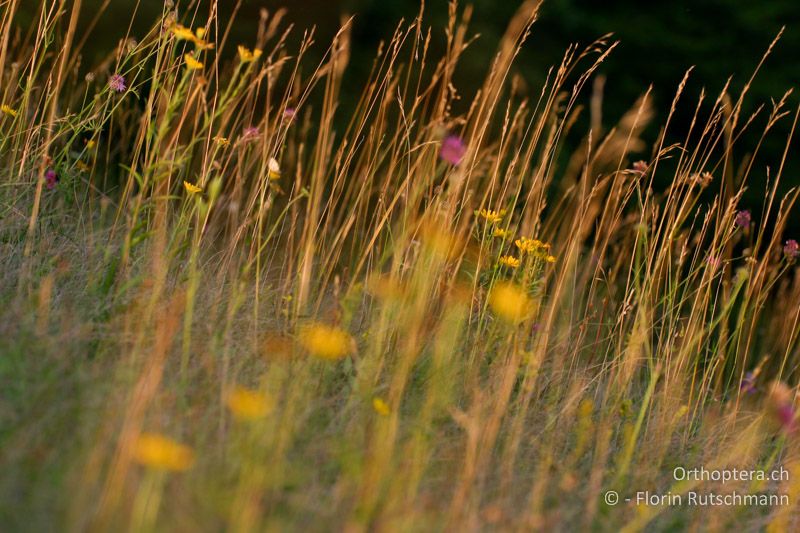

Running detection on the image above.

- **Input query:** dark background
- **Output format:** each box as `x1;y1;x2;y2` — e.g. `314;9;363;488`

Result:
15;0;800;227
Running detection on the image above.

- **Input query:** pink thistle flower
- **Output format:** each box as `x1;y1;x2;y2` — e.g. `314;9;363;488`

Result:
283;108;296;122
735;210;751;229
632;160;648;173
242;126;260;142
440;135;466;166
109;74;127;93
45;169;58;190
784;239;799;260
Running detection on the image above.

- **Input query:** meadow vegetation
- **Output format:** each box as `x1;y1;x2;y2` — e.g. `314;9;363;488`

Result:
1;1;800;531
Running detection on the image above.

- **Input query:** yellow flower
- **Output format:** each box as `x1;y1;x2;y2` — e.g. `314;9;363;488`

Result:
546;255;556;263
489;282;535;323
184;181;202;194
213;136;230;147
514;237;551;257
238;45;263;63
372;397;390;416
133;433;194;472
226;386;272;421
514;237;537;253
1;104;17;117
493;227;511;239
184;54;204;70
86;139;97;149
499;255;520;268
171;24;213;49
298;323;352;360
477;208;506;224
171;24;197;42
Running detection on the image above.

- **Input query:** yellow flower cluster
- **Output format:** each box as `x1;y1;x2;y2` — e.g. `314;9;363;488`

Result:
298;323;352;360
493;227;510;239
237;46;263;63
1;104;17;117
170;23;212;71
184;181;202;194
184;54;204;71
498;255;520;268
514;237;555;262
476;208;506;224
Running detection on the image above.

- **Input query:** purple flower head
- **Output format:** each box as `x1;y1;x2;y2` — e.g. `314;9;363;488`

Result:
242;126;260;142
735;210;751;229
440;135;466;166
283;108;296;121
740;372;757;394
109;74;127;93
45;169;58;190
784;239;799;260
